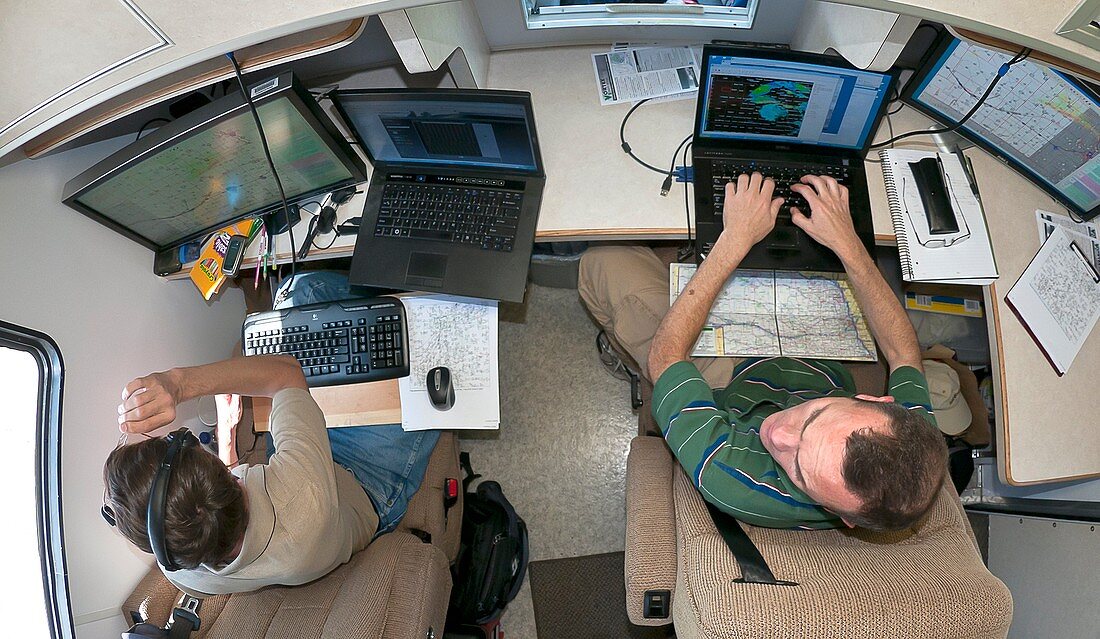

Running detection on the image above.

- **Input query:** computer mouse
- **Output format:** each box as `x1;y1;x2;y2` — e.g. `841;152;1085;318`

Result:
427;366;455;411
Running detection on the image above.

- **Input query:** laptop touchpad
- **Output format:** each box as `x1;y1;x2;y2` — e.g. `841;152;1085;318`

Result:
406;252;448;288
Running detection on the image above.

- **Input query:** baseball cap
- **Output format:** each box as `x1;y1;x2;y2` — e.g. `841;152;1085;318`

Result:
923;359;972;436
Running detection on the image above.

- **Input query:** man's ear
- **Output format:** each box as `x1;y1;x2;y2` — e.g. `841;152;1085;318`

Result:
854;393;894;403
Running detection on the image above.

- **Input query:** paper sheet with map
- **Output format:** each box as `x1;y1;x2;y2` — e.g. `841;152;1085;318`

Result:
398;295;500;431
670;264;876;361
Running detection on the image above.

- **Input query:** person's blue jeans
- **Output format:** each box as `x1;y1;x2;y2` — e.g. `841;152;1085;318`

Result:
267;271;440;533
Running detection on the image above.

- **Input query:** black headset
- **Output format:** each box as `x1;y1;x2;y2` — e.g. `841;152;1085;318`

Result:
102;427;198;572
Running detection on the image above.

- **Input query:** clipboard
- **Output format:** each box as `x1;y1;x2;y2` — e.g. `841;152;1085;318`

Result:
1005;227;1100;376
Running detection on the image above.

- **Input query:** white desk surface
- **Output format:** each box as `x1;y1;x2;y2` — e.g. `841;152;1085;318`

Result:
182;44;1097;486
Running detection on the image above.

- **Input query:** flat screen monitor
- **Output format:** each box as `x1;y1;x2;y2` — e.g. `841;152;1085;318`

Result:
331;89;542;174
904;37;1100;221
695;47;893;151
63;73;366;251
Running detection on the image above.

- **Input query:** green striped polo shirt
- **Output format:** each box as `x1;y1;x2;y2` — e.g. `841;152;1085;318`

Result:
652;357;936;530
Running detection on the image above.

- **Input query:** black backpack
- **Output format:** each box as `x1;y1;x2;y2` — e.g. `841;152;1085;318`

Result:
446;453;529;628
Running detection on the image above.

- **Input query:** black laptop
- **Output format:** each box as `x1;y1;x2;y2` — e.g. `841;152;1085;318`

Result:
693;46;894;271
333;89;545;303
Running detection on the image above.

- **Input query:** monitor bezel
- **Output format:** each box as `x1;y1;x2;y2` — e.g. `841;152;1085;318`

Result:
62;72;367;251
329;88;545;177
901;34;1100;221
693;45;896;156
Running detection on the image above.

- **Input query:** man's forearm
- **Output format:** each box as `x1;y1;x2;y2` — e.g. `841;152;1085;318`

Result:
838;247;922;372
170;355;307;402
648;238;750;380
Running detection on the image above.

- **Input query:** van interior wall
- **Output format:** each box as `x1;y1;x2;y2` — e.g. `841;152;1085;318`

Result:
0;137;246;638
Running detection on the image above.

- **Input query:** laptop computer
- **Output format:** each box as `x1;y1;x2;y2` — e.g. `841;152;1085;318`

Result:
692;46;894;271
332;89;545;303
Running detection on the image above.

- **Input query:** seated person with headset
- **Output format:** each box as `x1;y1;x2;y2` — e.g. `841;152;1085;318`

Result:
102;273;439;595
580;173;948;530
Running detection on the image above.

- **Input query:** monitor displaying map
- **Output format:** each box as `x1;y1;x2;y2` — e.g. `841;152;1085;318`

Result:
907;38;1100;220
698;53;892;150
66;78;363;250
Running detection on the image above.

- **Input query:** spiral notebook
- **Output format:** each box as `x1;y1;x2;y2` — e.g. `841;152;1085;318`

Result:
880;148;998;284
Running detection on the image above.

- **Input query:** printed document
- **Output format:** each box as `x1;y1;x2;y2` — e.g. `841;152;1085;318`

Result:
593;46;700;105
398;294;500;430
1007;227;1100;375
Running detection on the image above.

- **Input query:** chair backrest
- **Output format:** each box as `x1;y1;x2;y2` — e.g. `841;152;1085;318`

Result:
670;468;1013;639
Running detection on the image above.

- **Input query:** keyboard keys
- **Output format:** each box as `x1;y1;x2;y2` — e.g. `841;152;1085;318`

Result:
377;182;524;252
242;300;408;387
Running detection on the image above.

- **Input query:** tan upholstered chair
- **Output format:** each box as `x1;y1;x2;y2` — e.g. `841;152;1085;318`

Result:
121;432;464;639
624;435;1014;639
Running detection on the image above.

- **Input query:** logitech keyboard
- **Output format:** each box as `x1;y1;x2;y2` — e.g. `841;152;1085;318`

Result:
242;297;409;387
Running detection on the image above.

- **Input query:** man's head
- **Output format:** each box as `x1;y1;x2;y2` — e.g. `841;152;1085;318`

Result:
103;437;248;569
759;394;948;531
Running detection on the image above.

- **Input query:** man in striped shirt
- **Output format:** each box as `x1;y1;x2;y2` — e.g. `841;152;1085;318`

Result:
582;173;947;531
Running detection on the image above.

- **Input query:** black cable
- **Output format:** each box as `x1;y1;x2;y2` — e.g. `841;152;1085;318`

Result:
870;47;1031;150
683;140;693;254
226;51;298;278
135;117;171;141
619;99;669;175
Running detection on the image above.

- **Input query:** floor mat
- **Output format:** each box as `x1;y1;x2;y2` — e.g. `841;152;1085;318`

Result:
528;552;675;639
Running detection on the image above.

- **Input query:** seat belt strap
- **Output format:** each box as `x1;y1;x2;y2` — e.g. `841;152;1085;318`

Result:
705;503;798;586
167;595;202;638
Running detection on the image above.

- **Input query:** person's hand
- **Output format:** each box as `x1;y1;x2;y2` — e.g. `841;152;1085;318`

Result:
118;370;183;434
717;172;784;254
790;175;863;258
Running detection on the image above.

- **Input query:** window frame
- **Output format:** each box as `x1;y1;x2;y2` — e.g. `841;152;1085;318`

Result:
523;0;759;29
0;320;74;639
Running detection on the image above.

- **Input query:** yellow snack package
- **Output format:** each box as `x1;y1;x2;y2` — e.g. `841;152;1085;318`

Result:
189;219;259;300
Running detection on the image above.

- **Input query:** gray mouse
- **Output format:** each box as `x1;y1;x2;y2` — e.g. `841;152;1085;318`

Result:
427;366;455;411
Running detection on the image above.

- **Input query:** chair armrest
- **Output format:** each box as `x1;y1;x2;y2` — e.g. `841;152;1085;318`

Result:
399;432;463;563
624;436;677;626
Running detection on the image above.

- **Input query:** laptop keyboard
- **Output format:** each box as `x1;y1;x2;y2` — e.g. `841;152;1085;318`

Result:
375;183;523;252
711;161;852;225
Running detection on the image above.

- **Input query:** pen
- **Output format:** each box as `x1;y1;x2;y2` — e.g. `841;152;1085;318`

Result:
953;147;981;201
1069;240;1100;283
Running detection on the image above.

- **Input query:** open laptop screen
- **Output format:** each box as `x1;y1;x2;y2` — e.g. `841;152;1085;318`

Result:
698;52;892;150
334;90;540;173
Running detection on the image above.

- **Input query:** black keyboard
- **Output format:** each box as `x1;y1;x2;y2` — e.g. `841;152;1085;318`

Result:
375;181;523;253
242;298;409;387
711;160;852;225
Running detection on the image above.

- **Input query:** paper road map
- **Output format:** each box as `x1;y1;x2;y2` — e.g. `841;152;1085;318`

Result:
670;264;877;361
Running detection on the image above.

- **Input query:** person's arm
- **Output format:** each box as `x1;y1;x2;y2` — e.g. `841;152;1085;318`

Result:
789;175;922;372
118;355;307;434
648;173;784;381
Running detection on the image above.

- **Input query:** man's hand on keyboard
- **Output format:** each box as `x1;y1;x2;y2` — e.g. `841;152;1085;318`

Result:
118;371;182;434
790;175;862;258
718;172;784;253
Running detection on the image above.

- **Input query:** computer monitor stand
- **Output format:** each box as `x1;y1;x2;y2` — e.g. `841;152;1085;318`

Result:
929;128;975;154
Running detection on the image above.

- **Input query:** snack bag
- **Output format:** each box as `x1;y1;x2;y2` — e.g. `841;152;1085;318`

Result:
189;219;258;300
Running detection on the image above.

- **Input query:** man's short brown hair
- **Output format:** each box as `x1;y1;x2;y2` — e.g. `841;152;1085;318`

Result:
104;437;248;569
840;401;948;531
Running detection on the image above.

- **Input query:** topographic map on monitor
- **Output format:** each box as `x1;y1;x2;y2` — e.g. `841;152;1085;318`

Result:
670;264;876;361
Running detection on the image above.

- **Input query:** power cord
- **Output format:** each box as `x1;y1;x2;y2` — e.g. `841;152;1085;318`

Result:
226;51;298;278
135;117;171;141
870;46;1031;150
